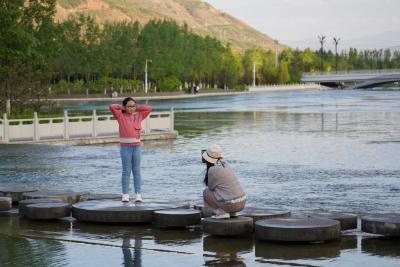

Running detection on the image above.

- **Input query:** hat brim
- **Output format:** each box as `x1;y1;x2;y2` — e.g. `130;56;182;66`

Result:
202;151;222;164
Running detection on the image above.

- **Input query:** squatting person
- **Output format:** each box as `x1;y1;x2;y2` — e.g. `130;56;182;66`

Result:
202;144;246;219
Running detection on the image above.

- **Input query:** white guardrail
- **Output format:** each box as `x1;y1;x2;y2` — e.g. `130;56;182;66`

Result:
0;109;174;143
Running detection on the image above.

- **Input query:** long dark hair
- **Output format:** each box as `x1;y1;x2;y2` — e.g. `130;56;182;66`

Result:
204;161;215;186
122;97;135;113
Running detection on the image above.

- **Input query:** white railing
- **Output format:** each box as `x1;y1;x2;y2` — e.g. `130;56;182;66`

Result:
249;83;322;91
303;69;400;76
0;109;174;143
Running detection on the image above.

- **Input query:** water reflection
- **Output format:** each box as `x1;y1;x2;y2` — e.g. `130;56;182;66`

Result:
362;237;400;258
255;236;357;260
122;232;142;267
153;227;202;245
0;216;68;266
203;236;253;266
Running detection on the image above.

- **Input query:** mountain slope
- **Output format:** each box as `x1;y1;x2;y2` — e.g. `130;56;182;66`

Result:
56;0;284;52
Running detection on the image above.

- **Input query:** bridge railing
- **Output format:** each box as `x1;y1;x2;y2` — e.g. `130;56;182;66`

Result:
303;69;400;76
0;109;174;143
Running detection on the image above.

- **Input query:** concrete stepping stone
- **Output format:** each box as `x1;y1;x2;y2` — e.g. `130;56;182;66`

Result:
0;197;12;211
193;204;214;218
24;202;71;220
0;187;37;203
239;207;291;223
154;209;201;228
19;198;63;216
361;214;400;236
72;200;178;223
307;212;358;230
82;193;121;201
255;217;340;242
23;190;89;204
202;217;254;236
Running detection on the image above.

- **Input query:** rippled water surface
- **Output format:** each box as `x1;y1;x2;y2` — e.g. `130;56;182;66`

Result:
1;89;400;266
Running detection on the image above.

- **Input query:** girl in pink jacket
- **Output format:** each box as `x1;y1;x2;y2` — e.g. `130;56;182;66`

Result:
109;97;152;202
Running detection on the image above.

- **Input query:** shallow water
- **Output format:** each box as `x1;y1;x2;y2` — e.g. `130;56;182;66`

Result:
1;89;400;266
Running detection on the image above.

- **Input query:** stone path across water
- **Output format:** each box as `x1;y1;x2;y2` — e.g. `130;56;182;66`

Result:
72;200;180;223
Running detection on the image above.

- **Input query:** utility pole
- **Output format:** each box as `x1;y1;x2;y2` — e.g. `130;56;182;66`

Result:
145;59;152;94
333;37;340;73
318;35;326;72
274;40;279;68
6;99;11;115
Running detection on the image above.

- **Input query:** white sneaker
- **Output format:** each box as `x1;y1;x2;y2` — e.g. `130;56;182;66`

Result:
122;194;130;202
230;212;239;217
135;193;143;202
212;209;230;219
211;212;230;219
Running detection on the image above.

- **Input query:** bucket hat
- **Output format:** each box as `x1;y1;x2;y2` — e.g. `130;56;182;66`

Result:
202;144;224;164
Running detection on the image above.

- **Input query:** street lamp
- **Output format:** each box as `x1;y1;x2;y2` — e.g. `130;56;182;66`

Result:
253;62;257;88
145;59;152;94
333;37;340;73
274;39;279;68
318;35;326;72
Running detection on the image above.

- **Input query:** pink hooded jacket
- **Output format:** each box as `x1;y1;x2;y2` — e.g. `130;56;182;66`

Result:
109;104;152;146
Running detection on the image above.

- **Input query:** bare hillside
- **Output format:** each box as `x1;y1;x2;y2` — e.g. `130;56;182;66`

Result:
56;0;285;52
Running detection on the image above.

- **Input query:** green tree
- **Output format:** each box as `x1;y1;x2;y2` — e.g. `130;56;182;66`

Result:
0;0;57;114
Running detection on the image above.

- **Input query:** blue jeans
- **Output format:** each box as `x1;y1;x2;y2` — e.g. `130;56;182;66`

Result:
120;146;142;194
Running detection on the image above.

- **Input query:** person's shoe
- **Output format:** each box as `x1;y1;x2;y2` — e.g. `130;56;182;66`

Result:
230;212;239;218
122;194;130;202
211;212;230;219
135;193;143;202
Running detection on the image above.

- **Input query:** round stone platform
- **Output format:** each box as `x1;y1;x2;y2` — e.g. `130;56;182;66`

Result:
19;198;63;216
154;209;201;228
192;204;213;218
25;202;71;220
202;217;254;236
361;214;400;236
72;200;177;223
307;212;358;230
255;217;340;242
239;207;291;222
0;197;12;211
0;187;37;203
23;190;89;204
82;193;121;201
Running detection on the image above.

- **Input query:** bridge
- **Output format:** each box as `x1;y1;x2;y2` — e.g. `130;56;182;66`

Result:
302;69;400;89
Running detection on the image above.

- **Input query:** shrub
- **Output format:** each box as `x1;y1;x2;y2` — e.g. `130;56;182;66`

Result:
157;76;180;92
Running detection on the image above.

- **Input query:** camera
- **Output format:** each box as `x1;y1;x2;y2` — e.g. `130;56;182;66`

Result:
201;149;206;163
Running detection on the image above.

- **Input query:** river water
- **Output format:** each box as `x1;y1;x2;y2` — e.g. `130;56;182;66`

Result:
1;89;400;266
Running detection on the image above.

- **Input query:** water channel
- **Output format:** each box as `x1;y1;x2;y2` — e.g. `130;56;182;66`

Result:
1;89;399;266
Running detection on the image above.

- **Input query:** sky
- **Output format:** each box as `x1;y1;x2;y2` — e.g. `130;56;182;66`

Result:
204;0;400;51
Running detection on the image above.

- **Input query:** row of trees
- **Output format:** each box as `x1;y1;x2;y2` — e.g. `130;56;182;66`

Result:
1;0;400;114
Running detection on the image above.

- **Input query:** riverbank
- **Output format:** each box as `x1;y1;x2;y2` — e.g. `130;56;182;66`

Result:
50;83;324;102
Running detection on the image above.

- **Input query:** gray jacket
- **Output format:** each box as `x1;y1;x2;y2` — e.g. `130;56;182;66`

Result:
207;163;246;202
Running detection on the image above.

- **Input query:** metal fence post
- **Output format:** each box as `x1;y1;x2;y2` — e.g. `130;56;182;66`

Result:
33;112;39;141
3;113;9;142
64;110;69;140
170;108;174;132
145;115;150;134
92;110;97;137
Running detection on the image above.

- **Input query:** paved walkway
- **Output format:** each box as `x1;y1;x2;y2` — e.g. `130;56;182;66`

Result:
49;84;323;102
